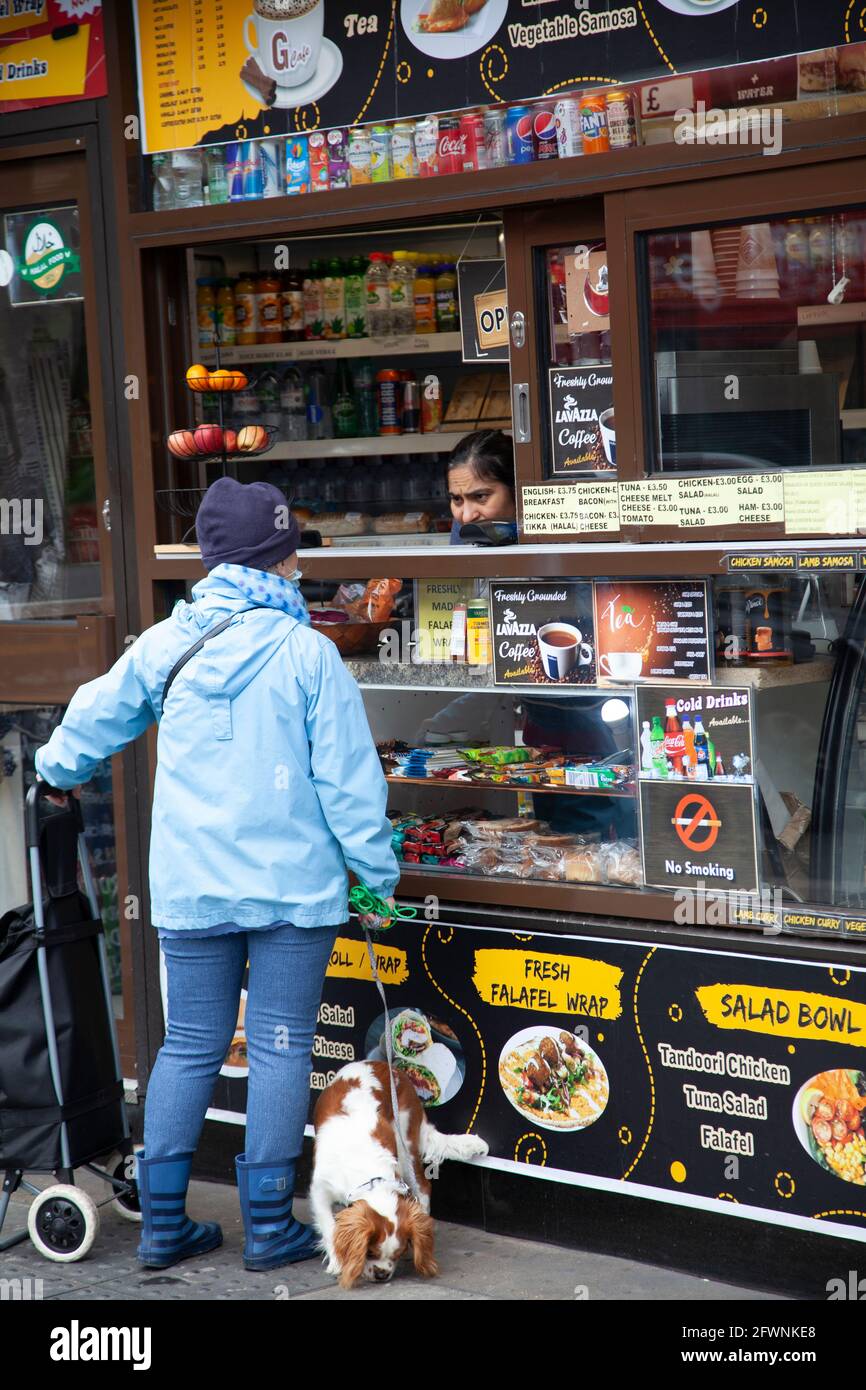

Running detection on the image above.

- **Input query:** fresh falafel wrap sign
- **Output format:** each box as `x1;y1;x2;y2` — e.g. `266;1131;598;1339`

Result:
200;915;866;1243
132;0;858;154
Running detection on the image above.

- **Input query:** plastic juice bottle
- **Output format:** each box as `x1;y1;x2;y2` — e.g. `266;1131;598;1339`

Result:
413;264;437;333
376;368;402;435
365;253;392;337
344;256;368;338
303;261;325;340
693;717;711;781
650;715;667;778
216;279;236;347
435;263;459;332
256;272;283;344
196;278;218;349
389;251;416;335
281;269;304;342
663;699;685;776
322;257;346;340
682;719;695;776
234;272;258;346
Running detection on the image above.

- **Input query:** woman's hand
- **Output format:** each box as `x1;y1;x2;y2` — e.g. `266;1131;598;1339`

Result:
36;773;80;809
357;895;396;931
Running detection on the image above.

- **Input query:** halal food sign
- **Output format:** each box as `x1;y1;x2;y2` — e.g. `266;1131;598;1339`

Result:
1;207;83;305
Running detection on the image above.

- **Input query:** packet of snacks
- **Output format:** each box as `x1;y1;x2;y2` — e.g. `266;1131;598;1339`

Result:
343;577;402;622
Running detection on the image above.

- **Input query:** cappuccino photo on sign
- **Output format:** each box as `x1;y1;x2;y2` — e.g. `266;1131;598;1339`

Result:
241;0;342;108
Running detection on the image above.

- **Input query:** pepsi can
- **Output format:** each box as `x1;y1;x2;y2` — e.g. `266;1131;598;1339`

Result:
259;138;283;197
226;141;245;201
241;140;264;200
505;105;535;163
533;106;558;160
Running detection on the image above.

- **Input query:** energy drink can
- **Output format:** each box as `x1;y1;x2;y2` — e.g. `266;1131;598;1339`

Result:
401;375;420;433
533;107;558;160
483;108;508;168
327;127;350;189
259;139;283;197
579;94;610;154
415;115;439;177
241;140;264;199
392;121;418;179
370;125;392;182
309;130;330;191
348;128;372;184
505;105;535;163
554;98;583;158
226;142;245;201
285;135;310;196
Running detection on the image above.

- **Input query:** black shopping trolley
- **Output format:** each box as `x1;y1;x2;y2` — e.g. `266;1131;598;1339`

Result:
0;782;139;1262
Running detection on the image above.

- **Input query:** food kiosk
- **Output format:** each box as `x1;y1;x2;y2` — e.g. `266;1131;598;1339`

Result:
96;3;866;1281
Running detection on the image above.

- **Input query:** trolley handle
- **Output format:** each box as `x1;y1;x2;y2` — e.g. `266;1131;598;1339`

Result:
26;780;84;848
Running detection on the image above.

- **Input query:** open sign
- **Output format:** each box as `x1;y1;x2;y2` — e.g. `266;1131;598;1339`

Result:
475;290;509;350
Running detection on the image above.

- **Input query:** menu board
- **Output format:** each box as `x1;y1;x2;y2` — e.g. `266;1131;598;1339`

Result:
205;917;866;1247
620;474;784;529
521;482;620;536
548;365;615;477
593;581;712;684
783;471;861;536
489;579;596;688
132;1;856;154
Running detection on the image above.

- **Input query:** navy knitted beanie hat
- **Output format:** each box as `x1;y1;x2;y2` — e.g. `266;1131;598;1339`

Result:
196;478;300;572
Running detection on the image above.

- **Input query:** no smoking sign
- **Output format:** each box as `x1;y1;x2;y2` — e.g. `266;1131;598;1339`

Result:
639;780;759;894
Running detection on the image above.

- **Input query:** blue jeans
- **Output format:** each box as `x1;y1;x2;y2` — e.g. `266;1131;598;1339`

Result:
144;923;338;1163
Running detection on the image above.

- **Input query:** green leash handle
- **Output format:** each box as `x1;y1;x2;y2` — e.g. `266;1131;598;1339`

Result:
348;885;418;932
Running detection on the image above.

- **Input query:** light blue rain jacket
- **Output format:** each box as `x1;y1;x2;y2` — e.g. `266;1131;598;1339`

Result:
34;568;400;932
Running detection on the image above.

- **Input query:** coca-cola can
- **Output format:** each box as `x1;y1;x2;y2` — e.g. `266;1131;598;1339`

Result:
483;108;508;168
437;117;466;176
459;109;487;171
415;115;439;177
554;98;583;158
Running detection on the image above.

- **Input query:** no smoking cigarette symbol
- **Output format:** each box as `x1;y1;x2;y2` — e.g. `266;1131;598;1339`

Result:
671;793;721;852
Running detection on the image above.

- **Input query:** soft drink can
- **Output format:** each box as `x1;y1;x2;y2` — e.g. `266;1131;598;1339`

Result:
285;134;310;196
459;109;487;171
436;116;465;176
225;141;245;201
259;139;283;197
605;89;637;149
309;130;330;192
241;140;264;199
415;115;438;177
533;106;558;160
579;94;610;153
401;376;420;433
392;121;418;179
348;128;372;184
505;105;535;163
483;108;508;168
370;125;392;182
554;98;583;158
327;127;350;189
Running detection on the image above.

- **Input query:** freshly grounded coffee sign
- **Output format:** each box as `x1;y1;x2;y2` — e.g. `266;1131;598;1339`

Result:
489;579;596;687
548;364;615;476
594;581;712;684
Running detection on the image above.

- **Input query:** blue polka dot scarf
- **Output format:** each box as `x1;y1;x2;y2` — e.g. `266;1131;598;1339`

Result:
209;562;310;626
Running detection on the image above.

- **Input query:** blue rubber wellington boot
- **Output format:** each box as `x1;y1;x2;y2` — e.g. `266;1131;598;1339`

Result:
235;1154;319;1270
136;1153;223;1268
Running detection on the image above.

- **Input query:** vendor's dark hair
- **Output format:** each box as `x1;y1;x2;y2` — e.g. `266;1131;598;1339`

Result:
446;429;515;495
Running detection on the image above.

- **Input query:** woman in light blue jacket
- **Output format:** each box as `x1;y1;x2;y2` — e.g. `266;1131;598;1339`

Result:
35;477;399;1272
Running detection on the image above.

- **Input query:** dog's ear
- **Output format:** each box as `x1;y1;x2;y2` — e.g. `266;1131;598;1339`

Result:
333;1202;376;1289
403;1201;438;1278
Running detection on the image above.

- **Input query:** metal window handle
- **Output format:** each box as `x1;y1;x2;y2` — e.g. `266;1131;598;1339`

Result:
101;498;111;532
510;310;525;349
512;382;531;444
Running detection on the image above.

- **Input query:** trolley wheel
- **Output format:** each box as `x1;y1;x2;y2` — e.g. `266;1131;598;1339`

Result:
100;1148;142;1223
27;1185;99;1262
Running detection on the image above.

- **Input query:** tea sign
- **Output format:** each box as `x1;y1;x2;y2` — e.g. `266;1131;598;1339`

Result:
593;580;712;684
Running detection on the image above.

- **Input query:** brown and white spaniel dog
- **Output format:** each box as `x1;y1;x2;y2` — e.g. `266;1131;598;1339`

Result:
311;1060;488;1288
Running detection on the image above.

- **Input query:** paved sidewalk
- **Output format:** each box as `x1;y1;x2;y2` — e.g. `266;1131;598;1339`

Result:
2;1169;784;1301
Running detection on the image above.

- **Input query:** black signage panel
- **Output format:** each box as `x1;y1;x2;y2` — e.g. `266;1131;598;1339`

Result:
489;578;596;686
639;779;759;894
548;365;615;477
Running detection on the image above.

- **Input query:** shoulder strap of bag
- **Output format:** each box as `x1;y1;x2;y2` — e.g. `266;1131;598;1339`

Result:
161;606;260;712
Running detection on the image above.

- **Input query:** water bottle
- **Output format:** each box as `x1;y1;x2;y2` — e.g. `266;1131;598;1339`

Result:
151;154;174;211
170;149;204;207
389;251;416;336
354;359;379;437
280;366;307;442
203;147;228;205
305;366;331;441
365;253;391;337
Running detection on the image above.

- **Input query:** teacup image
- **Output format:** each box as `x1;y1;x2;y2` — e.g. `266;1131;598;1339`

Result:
537;622;593;681
598;407;616;466
600;650;642;679
245;0;324;89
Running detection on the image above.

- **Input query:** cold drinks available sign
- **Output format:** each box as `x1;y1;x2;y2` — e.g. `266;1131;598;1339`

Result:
548;365;615;476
